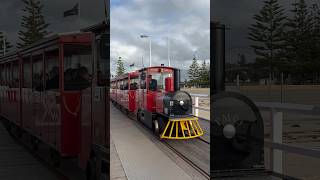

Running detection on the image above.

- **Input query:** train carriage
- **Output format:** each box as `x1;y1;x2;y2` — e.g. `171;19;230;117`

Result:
0;21;110;180
112;65;203;139
111;71;139;112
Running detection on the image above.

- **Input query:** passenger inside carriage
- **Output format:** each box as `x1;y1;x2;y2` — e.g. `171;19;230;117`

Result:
45;66;59;90
64;66;91;90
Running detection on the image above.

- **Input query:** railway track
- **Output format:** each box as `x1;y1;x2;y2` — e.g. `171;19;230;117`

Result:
114;103;210;179
163;139;210;179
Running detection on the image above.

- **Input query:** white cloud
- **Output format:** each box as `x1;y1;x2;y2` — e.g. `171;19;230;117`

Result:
110;0;210;77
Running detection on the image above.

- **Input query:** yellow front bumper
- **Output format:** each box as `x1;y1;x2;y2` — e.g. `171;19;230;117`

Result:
160;117;204;139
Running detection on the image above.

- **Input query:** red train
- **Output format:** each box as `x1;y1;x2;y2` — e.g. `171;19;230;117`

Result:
110;66;203;139
0;22;109;180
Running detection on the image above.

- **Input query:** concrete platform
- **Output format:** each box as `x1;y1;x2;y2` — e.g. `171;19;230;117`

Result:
0;121;60;180
110;105;194;180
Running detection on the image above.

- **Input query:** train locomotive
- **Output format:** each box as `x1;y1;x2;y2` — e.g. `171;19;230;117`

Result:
111;65;203;139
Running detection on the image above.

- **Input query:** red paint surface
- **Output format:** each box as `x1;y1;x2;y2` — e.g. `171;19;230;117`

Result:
128;90;136;112
61;92;81;156
165;77;174;92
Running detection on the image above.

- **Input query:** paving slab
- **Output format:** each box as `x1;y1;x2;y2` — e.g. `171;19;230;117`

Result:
110;105;193;180
0;122;59;180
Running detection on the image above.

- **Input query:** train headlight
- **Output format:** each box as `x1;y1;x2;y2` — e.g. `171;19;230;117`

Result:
179;100;184;106
223;124;236;139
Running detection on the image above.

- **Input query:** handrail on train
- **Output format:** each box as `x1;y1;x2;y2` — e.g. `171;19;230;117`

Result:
189;93;320;175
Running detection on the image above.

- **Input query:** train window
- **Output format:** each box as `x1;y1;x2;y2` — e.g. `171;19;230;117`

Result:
32;54;44;91
23;57;32;88
119;80;123;90
140;80;146;89
64;44;92;91
124;78;128;90
150;72;172;90
140;71;146;89
11;61;19;88
130;77;138;90
45;49;59;90
149;79;157;91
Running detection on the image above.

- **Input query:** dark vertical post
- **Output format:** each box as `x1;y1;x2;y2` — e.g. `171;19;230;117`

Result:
211;22;226;94
174;69;180;91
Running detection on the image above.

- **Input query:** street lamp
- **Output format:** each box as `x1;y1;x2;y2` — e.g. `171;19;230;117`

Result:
166;36;170;66
140;34;152;67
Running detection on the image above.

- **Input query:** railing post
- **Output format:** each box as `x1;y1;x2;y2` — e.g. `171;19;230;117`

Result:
195;96;199;117
270;108;283;174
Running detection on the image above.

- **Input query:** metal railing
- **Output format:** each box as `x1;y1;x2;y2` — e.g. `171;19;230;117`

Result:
190;93;210;120
189;93;320;175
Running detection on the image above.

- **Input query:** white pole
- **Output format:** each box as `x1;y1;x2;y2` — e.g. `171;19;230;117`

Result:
271;109;283;174
167;37;170;66
149;38;152;67
195;96;199;117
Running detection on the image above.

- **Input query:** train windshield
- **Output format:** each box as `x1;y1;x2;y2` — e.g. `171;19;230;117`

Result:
150;72;172;90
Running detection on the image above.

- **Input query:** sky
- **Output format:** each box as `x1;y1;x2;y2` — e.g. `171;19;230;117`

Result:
212;0;320;64
0;0;105;48
110;0;210;77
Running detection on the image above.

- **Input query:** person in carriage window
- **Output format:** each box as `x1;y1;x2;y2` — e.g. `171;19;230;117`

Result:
74;66;91;90
46;66;59;90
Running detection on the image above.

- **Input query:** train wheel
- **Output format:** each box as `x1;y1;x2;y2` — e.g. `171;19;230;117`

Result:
4;120;11;131
31;136;39;151
136;111;140;121
16;128;22;138
138;110;145;122
86;157;97;180
153;120;160;137
50;149;61;167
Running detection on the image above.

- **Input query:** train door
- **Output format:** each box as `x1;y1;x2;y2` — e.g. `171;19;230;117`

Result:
63;43;92;156
146;69;157;113
138;70;156;129
128;75;138;112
